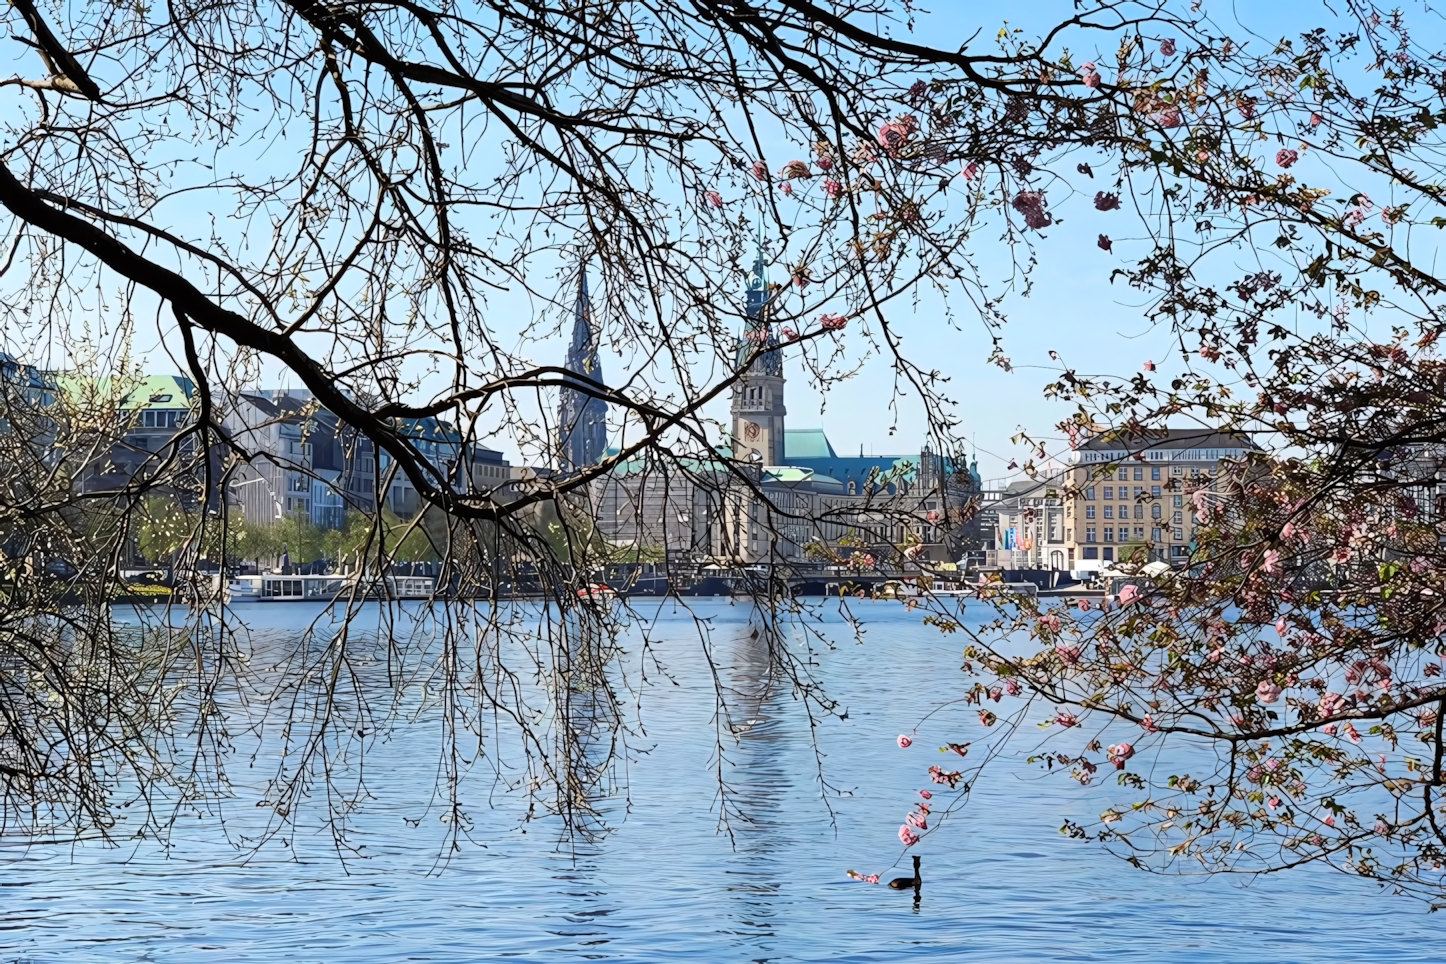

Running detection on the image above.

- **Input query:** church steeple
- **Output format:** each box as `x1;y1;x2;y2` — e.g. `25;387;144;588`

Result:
558;265;608;471
731;234;786;465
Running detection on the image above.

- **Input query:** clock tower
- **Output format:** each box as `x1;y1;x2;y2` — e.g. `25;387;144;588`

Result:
731;245;786;465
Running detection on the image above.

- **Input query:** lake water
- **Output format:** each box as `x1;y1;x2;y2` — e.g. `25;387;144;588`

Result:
1;599;1441;962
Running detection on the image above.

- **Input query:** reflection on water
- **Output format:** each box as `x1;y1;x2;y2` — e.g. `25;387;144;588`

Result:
2;600;1443;962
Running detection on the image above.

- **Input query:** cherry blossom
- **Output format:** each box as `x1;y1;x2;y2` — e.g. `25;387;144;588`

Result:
1011;190;1052;229
1080;62;1101;88
918;789;932;800
928;766;962;787
898;824;920;846
1276;149;1299;169
705;190;723;209
1141;715;1158;732
751;160;768;181
779;326;798;342
1106;742;1134;769
877;120;912;154
779;182;793;196
1255;680;1282;704
778;159;811;179
1095;192;1121;211
823;178;842;199
815;156;833;172
1143;360;1155;371
1054;711;1079;728
897;734;912;748
1098;234;1112;252
847;870;881;884
1160;38;1177;56
1118;584;1140;605
818;313;848;331
960;160;979;180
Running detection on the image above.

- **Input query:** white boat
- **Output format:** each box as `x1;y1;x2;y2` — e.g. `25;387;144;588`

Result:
226;573;351;602
226;572;437;602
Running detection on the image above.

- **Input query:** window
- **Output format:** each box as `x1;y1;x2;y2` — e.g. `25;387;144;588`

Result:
1133;486;1143;499
1134;527;1145;538
1173;495;1183;508
1083;547;1099;559
1085;505;1095;519
1173;528;1183;541
1172;511;1182;524
1103;486;1113;500
1151;467;1161;480
1118;468;1128;481
1086;527;1096;543
1151;504;1162;519
1151;485;1161;498
1134;505;1143;520
848;481;856;495
1172;466;1184;476
1133;467;1143;481
1152;527;1162;542
1103;526;1113;541
1103;547;1115;561
1085;487;1095;500
289;474;307;492
1103;506;1113;519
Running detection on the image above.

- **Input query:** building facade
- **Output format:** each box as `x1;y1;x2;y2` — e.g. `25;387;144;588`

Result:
1063;429;1259;573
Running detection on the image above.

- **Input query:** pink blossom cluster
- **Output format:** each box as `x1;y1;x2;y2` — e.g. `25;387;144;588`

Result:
876;114;920;155
1106;742;1134;769
928;765;962;787
1011;190;1052;229
818;313;848;331
778;159;811;180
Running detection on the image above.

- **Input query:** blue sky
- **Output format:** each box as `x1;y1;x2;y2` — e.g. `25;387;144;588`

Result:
0;0;1412;485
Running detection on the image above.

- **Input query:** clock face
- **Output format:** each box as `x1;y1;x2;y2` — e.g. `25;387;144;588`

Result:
743;421;761;441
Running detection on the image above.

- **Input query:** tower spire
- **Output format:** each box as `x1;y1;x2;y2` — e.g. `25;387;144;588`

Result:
557;260;608;471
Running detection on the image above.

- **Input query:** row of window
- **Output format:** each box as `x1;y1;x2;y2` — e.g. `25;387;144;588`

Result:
1085;465;1208;483
1085;504;1165;520
1084;484;1181;500
139;409;183;429
1082;526;1185;543
1080;544;1193;560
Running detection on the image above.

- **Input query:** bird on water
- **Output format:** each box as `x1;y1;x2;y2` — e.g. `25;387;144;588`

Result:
887;855;921;890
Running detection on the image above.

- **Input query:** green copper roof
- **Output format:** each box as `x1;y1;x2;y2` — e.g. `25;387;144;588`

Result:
783;428;837;459
56;373;196;411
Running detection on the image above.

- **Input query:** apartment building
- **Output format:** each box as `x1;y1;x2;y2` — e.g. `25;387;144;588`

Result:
66;374;202;498
1064;429;1259;573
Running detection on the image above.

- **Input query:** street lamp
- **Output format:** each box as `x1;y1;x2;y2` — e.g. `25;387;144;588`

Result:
229;475;282;519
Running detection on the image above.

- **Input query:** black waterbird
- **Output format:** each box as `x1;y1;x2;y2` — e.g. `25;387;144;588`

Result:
887;855;921;890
